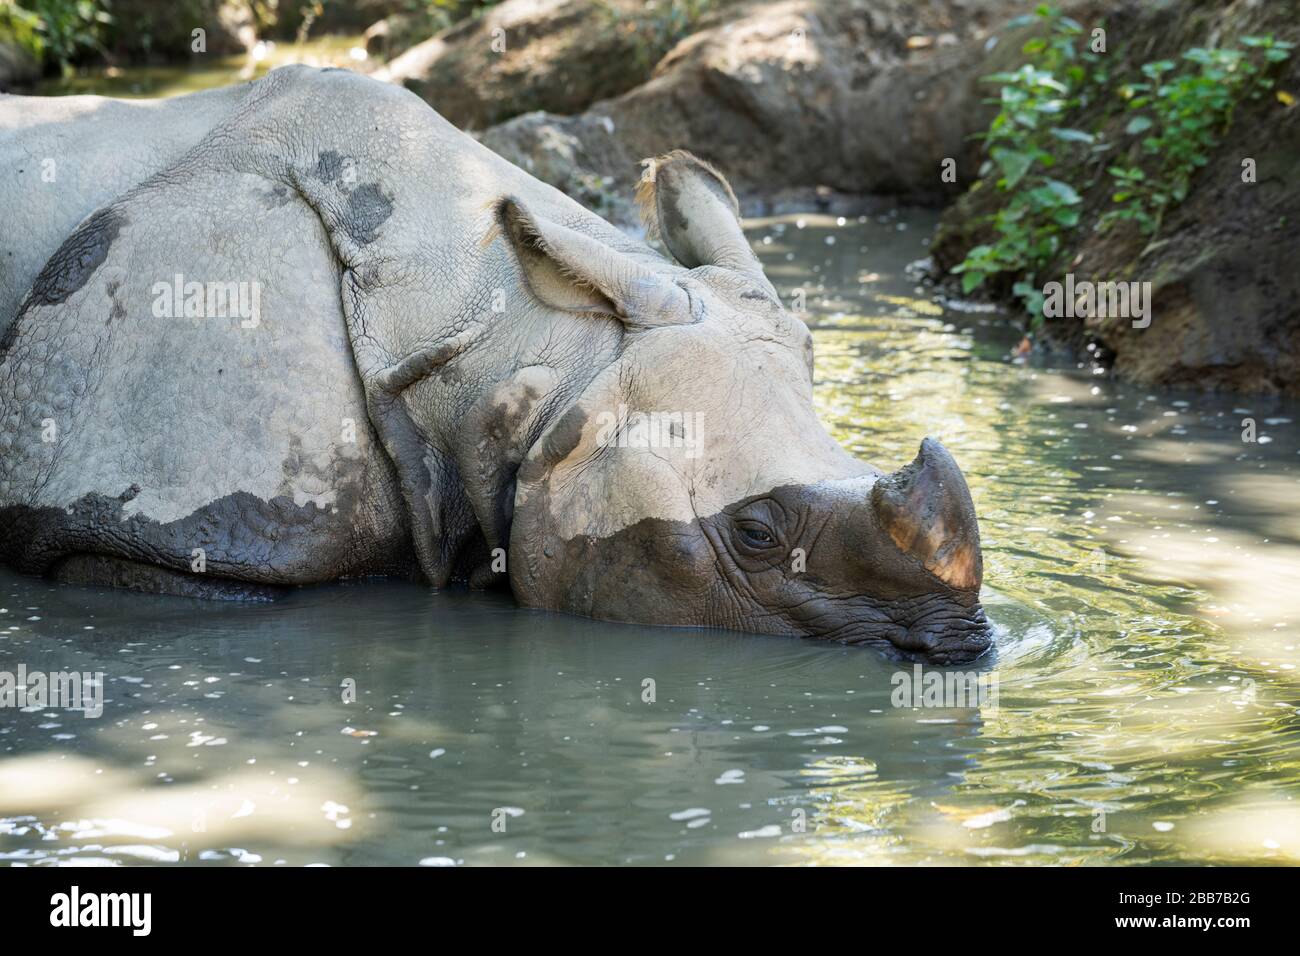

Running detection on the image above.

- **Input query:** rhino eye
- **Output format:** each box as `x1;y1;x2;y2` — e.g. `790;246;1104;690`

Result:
737;522;776;548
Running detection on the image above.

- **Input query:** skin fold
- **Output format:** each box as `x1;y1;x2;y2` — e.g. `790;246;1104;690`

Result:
0;65;991;663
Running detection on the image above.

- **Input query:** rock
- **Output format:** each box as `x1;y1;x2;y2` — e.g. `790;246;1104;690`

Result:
1079;113;1300;394
378;0;729;129
0;40;40;91
478;0;1024;220
0;4;42;89
103;0;251;59
478;110;640;228
265;0;417;43
364;13;423;61
311;0;415;35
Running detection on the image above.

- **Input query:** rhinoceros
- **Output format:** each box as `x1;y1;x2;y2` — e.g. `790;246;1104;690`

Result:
0;66;991;662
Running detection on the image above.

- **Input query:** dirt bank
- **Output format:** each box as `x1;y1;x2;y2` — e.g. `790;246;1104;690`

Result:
931;0;1300;394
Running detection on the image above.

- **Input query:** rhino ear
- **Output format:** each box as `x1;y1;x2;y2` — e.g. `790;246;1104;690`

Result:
636;150;777;298
497;197;694;329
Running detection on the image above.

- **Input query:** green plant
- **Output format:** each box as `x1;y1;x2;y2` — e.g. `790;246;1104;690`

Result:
1102;35;1293;237
951;4;1096;321
0;1;45;61
17;0;111;72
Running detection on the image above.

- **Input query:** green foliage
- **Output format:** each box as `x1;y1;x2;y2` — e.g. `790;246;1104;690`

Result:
0;2;45;61
954;5;1293;329
10;0;111;71
951;4;1096;320
1102;35;1293;236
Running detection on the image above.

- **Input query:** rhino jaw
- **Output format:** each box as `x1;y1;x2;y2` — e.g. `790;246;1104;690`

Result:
871;437;982;592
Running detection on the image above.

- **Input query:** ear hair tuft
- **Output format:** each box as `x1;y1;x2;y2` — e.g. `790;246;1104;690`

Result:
637;150;741;240
495;197;609;306
635;158;663;240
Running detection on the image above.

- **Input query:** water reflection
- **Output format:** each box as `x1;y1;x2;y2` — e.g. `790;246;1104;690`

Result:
1;211;1297;865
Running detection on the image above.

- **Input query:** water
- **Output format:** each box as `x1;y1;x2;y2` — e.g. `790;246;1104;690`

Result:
2;210;1298;866
33;36;368;99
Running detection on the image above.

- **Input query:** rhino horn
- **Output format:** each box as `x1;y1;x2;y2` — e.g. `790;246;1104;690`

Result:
870;438;982;591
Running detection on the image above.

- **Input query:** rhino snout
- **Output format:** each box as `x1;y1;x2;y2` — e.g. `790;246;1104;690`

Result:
895;601;994;665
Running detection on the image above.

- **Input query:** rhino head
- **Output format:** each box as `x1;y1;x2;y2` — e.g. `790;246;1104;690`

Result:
498;152;991;663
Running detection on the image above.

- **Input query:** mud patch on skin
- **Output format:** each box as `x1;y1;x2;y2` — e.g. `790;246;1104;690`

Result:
26;208;125;309
52;554;286;601
656;174;693;244
276;433;366;511
0;477;414;588
259;184;295;209
105;277;127;324
313;150;346;184
305;151;392;246
514;511;718;627
539;405;587;467
454;368;563;586
344;183;393;245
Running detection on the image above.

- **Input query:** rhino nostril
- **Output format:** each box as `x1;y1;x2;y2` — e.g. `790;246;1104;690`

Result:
903;609;993;664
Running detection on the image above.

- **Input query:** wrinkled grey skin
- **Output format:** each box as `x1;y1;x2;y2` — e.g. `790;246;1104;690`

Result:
0;66;991;662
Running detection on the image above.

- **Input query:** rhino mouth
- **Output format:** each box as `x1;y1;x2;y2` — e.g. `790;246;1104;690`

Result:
789;592;992;664
892;603;993;665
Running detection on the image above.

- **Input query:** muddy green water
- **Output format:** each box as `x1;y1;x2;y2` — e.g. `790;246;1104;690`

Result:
34;37;369;99
2;211;1298;866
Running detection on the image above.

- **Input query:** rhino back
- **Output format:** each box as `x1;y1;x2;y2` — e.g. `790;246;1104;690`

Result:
0;128;410;582
1;66;666;587
0;84;252;336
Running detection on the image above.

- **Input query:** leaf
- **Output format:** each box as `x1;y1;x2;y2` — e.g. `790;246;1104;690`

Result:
1106;165;1143;181
1125;115;1154;135
1279;90;1297;106
961;270;986;295
1052;207;1081;227
1051;127;1095;143
992;147;1034;188
1044;179;1082;204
